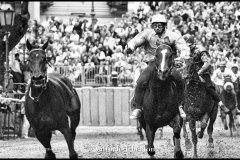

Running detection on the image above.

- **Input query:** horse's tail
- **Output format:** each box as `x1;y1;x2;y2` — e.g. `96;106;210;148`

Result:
72;88;81;113
68;88;81;137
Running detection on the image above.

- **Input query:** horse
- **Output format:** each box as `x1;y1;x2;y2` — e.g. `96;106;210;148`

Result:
220;82;238;136
24;40;81;159
181;57;218;158
137;43;184;158
136;119;163;140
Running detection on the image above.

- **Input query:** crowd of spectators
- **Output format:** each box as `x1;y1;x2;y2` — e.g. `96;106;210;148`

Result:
8;1;240;87
3;0;240;139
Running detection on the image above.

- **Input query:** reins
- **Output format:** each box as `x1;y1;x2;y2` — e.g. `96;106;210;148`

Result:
28;48;50;102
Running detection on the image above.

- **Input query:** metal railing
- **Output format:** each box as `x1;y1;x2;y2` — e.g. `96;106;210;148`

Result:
53;65;135;87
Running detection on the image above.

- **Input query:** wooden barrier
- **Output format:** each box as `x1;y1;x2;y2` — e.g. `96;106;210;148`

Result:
75;87;136;126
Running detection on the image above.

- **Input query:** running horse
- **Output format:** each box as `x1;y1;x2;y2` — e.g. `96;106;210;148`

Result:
181;57;218;158
138;42;184;158
25;40;81;159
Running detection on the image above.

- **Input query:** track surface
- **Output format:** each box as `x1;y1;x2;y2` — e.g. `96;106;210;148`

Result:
1;124;240;159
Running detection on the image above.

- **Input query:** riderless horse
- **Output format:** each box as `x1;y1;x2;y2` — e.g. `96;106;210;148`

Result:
181;57;218;158
220;81;239;136
25;40;81;159
138;43;184;158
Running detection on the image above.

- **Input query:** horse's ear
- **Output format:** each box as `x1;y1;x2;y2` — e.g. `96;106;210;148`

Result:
26;39;32;51
41;40;49;51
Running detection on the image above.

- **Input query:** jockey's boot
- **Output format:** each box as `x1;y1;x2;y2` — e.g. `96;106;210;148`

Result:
129;82;148;120
206;87;229;112
179;105;186;120
171;69;186;119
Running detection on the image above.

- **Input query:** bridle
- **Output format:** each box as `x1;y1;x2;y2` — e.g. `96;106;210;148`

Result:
155;44;175;76
28;49;50;102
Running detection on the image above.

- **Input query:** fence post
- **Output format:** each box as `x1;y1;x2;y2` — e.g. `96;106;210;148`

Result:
81;65;85;87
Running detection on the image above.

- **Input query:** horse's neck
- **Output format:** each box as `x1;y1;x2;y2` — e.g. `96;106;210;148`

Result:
185;78;204;98
30;84;47;97
151;76;175;97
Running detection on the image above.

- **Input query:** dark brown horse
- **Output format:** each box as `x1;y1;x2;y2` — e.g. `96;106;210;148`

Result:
25;40;81;159
181;58;218;158
138;44;184;158
220;82;238;136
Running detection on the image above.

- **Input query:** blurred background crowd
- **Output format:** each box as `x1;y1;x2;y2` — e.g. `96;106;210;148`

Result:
7;1;240;89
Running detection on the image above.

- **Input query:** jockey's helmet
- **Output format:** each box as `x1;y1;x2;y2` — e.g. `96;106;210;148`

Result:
183;34;195;47
151;14;168;24
151;14;168;35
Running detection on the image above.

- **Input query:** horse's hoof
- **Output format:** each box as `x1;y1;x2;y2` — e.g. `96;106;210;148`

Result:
70;153;78;159
208;137;213;143
233;127;237;132
201;121;207;129
185;139;192;151
224;124;228;130
193;155;198;158
208;142;214;148
45;152;56;159
197;131;204;139
147;148;155;157
174;150;184;159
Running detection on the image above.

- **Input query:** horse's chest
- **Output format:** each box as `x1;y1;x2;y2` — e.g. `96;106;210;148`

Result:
150;82;177;110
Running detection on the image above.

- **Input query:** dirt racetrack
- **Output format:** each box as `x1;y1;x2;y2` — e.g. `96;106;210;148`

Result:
1;124;240;159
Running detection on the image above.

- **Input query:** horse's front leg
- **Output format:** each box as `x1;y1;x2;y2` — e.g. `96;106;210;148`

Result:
197;112;209;139
145;123;157;157
189;120;198;158
59;127;78;159
137;119;144;140
170;114;184;159
182;118;192;151
35;130;56;159
229;112;234;137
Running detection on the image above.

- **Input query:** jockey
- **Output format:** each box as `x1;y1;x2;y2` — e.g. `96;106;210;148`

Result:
212;61;237;93
125;14;190;119
182;34;230;113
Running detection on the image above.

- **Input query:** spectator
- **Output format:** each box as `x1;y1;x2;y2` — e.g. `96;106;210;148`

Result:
10;53;24;93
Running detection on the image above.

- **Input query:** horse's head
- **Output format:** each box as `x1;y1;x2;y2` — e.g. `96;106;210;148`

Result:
26;40;49;87
155;44;175;80
224;82;234;94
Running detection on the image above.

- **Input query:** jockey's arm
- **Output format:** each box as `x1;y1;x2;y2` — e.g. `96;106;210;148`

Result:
198;52;211;76
126;29;149;54
211;69;218;85
174;32;191;59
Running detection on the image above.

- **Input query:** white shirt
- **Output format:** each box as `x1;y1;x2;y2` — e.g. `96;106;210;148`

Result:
11;60;22;73
70;34;80;43
211;68;237;86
